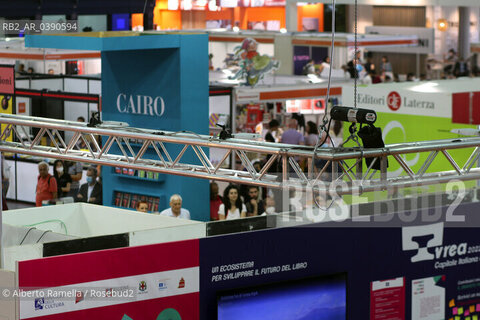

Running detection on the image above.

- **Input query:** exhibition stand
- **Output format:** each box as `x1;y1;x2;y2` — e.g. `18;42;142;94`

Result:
211;71;347;145
199;29;418;75
4;200;480;319
0;38;101;75
26;31;210;220
5;74;100;203
3;27;477;320
342;78;480;179
2;203;205;270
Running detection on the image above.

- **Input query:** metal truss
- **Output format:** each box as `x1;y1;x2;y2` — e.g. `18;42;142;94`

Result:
0;114;480;195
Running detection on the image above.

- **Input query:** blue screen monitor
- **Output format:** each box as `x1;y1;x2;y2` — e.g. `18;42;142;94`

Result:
217;274;347;320
112;14;130;31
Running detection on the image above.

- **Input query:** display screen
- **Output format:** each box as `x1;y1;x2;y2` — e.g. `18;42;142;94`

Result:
217;274;346;320
111;13;130;31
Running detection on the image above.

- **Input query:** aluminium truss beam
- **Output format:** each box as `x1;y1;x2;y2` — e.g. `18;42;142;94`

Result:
0;114;479;195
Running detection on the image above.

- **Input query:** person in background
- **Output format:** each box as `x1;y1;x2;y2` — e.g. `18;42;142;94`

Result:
347;51;362;79
302;59;316;75
76;116;87;149
53;160;71;198
264;119;282;143
160;194;191;219
362;71;373;85
245;186;265;216
66;160;83;197
264;133;280;174
136;201;149;213
380;56;393;80
209;53;214;71
36;161;57;207
318;56;331;75
210;182;223;221
304;121;325;147
371;71;382;84
75;166;102;205
2;154;9;210
329;120;343;148
1;154;9;194
291;113;305;132
265;196;276;214
280;118;304;145
454;57;469;77
16;64;26;76
364;52;375;74
443;48;457;77
407;73;416;82
218;185;246;220
48;69;54;75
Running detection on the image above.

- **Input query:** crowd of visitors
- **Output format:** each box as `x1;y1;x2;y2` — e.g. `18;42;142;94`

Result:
303;49;480;84
206;116;343;221
35;161;103;207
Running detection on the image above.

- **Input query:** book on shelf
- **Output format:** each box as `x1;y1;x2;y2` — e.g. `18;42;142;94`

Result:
147;197;155;212
114;191;123;207
122;193;131;208
130;194;139;209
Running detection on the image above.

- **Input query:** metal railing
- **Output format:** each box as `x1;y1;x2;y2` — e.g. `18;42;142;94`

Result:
0;114;478;195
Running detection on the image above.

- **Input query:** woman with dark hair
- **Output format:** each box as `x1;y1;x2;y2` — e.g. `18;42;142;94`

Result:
304;121;320;146
330;120;343;148
218;185;246;220
53;160;72;198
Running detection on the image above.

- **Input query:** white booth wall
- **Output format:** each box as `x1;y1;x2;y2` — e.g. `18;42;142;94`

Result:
78;15;108;32
3;203;206;271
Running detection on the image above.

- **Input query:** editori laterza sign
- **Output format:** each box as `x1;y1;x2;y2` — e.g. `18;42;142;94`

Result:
357;91;435;111
116;93;165;117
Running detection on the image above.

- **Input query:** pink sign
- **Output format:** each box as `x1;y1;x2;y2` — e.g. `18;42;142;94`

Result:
18;240;200;320
0;66;14;95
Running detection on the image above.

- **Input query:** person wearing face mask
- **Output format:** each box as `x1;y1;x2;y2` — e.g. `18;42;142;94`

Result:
75;166;102;205
218;185;247;220
53;160;72;198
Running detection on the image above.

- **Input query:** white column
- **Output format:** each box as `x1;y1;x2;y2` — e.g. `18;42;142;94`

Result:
458;6;470;60
286;0;298;32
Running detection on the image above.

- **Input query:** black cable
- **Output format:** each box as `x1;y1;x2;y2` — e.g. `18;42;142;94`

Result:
36;230;52;243
143;0;149;15
19;227;36;245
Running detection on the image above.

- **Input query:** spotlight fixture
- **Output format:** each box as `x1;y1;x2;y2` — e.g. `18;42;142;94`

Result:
330;106;377;125
330;106;387;170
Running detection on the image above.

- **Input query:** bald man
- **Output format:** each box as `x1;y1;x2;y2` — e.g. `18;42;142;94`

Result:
280;118;304;145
